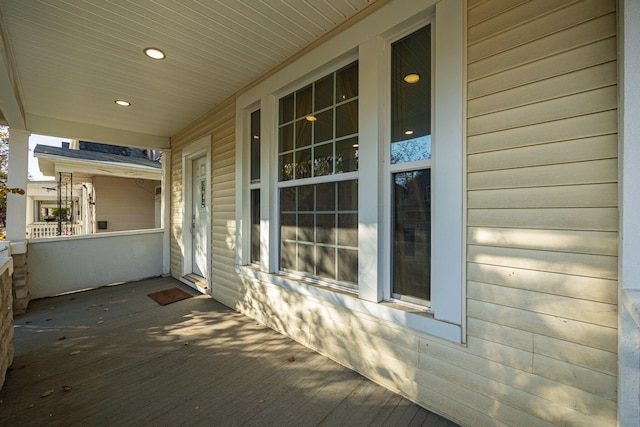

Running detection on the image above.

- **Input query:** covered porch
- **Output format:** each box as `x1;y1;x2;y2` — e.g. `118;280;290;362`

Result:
2;0;640;425
0;276;456;426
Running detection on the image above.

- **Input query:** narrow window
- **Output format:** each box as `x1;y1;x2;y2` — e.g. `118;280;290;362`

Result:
250;109;261;264
390;25;432;303
278;62;359;289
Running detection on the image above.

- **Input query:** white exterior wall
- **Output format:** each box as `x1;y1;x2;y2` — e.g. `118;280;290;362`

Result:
93;176;159;233
28;229;163;299
170;0;620;425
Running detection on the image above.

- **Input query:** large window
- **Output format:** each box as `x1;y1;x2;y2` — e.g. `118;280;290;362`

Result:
278;62;359;182
390;25;432;304
280;180;358;286
278;62;359;288
237;0;464;342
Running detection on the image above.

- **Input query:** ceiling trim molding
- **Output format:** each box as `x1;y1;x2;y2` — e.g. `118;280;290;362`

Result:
26;114;170;149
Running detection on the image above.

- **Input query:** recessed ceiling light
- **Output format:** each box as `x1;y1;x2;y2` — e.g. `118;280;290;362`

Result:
144;47;166;60
405;130;414;135
115;100;131;107
306;115;317;122
352;143;359;148
403;73;420;84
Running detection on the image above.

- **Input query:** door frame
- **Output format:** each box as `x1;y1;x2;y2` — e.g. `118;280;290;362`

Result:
181;135;212;293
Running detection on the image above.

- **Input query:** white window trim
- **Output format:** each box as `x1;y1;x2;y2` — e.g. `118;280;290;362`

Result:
236;0;465;343
381;17;436;309
248;107;262;267
181;135;212;290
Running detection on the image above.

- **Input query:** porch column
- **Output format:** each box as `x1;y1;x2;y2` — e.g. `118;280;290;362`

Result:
6;128;29;241
161;149;171;276
6;129;30;313
618;0;640;425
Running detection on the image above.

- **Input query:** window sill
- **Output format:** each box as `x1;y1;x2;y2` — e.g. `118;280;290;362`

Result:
236;264;462;343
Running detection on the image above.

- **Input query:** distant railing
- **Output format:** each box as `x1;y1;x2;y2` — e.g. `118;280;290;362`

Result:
27;222;83;239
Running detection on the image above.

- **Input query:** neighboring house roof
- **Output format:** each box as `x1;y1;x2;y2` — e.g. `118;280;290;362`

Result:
34;142;161;169
34;141;162;181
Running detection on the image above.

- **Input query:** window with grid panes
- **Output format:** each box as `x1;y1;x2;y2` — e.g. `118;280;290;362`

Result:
278;62;359;288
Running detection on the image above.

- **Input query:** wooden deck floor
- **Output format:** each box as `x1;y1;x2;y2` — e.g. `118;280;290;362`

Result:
1;277;458;426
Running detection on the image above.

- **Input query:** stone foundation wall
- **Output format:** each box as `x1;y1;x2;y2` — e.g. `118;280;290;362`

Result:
11;252;29;314
0;265;14;390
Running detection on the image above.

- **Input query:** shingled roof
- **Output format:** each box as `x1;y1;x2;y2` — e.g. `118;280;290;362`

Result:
33;141;161;169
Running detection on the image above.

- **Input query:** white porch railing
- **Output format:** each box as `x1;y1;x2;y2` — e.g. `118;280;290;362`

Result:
28;229;164;299
26;222;83;238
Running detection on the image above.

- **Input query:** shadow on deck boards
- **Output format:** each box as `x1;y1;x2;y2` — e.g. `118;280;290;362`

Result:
0;276;459;426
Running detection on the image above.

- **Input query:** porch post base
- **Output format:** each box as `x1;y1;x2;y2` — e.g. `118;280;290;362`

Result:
10;241;29;314
0;246;15;390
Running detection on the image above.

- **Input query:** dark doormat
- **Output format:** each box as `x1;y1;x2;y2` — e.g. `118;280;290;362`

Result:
147;287;194;306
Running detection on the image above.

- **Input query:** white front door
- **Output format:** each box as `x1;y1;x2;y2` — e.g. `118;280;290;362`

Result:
191;154;207;278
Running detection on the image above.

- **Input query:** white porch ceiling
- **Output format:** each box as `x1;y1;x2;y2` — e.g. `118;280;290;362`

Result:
0;0;376;148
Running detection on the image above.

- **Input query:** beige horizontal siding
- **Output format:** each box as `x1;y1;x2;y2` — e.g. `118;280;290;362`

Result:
467;299;616;352
467;317;533;351
468;159;617;190
467;134;617;172
465;1;618;425
467;245;617;280
469;37;617;99
468;281;616;328
467;0;528;27
468;227;617;256
533;334;616;377
467;263;617;305
468;110;617;154
468;0;614;61
469;183;617;209
468;207;618;231
418;334;616;425
468;85;617;136
164;0;619;425
468;12;616;81
468;61;617;118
